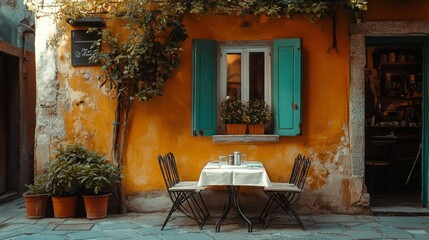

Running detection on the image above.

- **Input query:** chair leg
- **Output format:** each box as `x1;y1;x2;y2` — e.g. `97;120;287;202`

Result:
263;202;281;230
188;194;210;229
284;200;306;230
259;196;274;224
261;192;286;229
197;192;210;219
265;192;306;230
161;199;182;230
163;191;202;230
185;196;204;229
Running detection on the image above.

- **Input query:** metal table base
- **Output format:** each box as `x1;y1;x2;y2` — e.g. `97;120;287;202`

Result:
215;186;252;232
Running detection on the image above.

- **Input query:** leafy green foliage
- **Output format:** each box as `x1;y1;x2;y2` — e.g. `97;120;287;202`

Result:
25;0;367;103
89;7;188;103
221;99;246;124
47;143;122;196
54;143;106;165
47;159;84;197
244;99;272;125
24;173;49;195
79;161;122;195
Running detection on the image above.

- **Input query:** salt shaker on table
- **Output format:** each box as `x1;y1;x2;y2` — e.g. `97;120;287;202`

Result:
233;151;241;166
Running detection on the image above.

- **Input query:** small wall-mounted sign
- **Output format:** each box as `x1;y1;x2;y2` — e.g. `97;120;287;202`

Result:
67;17;106;28
71;30;101;66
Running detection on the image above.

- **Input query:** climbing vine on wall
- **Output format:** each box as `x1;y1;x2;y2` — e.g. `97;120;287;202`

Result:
25;0;367;106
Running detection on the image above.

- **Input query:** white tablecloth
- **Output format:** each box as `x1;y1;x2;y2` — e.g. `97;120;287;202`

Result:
197;161;272;187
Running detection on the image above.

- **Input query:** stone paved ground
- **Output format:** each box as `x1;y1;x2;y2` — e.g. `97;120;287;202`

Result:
2;198;429;240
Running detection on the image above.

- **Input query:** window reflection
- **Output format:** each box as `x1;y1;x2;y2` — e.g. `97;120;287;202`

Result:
226;53;241;101
249;52;265;100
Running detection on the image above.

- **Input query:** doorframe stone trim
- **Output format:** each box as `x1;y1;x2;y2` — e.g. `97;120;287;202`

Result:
349;21;429;196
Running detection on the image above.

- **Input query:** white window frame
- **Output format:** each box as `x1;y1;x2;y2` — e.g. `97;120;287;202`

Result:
219;45;272;106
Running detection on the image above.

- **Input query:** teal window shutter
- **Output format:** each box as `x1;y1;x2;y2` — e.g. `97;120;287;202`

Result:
273;38;302;136
192;39;217;136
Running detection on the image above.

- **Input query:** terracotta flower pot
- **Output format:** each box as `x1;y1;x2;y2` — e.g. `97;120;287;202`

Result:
226;124;247;134
248;124;265;134
83;194;111;219
23;193;49;219
51;196;77;218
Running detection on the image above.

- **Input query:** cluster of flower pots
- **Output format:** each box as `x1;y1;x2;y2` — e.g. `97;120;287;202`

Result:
221;98;272;134
23;143;122;219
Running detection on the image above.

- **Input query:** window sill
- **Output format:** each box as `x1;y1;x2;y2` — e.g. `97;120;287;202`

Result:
212;134;280;143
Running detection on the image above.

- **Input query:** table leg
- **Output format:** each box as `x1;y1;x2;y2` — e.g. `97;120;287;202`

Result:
233;186;252;232
215;186;233;232
215;186;252;232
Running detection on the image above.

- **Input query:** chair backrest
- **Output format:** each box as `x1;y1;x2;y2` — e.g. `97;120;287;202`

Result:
158;152;180;189
289;154;304;184
288;155;311;207
294;155;311;191
367;139;396;162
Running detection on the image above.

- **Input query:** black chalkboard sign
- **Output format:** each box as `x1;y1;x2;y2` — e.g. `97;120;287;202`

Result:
71;30;101;66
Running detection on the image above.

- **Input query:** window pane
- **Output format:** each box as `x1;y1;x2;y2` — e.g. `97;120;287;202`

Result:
226;53;241;101
249;52;265;100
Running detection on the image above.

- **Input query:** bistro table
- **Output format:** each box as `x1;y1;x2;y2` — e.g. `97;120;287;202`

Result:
197;161;272;232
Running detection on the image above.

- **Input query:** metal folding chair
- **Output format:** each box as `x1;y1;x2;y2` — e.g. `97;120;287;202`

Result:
158;152;209;230
259;154;304;226
260;154;311;230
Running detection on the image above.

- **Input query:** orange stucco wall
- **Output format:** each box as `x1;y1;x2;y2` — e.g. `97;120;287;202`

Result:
126;13;351;194
363;0;429;21
50;2;429;212
57;10;351;203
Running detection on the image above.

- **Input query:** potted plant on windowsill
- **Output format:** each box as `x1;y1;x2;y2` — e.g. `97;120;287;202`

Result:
23;173;49;219
78;155;122;219
244;99;272;134
221;99;247;134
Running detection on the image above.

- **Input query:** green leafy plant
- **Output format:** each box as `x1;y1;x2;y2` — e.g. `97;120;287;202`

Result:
47;143;121;196
24;173;49;195
244;99;272;125
53;143;105;165
47;159;83;197
79;160;122;195
221;99;246;124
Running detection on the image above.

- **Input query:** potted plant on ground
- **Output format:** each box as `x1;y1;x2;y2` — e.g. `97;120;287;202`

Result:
220;98;247;134
47;158;82;218
78;154;122;219
47;143;89;218
244;99;272;134
23;173;49;219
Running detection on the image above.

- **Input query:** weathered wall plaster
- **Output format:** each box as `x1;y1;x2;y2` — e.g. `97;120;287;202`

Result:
34;8;65;172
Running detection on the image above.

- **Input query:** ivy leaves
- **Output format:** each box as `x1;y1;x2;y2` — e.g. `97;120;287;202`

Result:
89;8;187;102
184;0;366;20
28;0;367;103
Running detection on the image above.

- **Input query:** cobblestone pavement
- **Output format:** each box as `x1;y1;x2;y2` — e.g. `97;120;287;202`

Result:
2;198;429;239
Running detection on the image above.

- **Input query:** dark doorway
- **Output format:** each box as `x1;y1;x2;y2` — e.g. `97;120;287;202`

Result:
364;36;427;209
0;53;7;194
0;52;22;195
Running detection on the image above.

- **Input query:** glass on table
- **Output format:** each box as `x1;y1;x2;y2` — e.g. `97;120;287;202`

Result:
241;153;247;163
219;155;227;165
